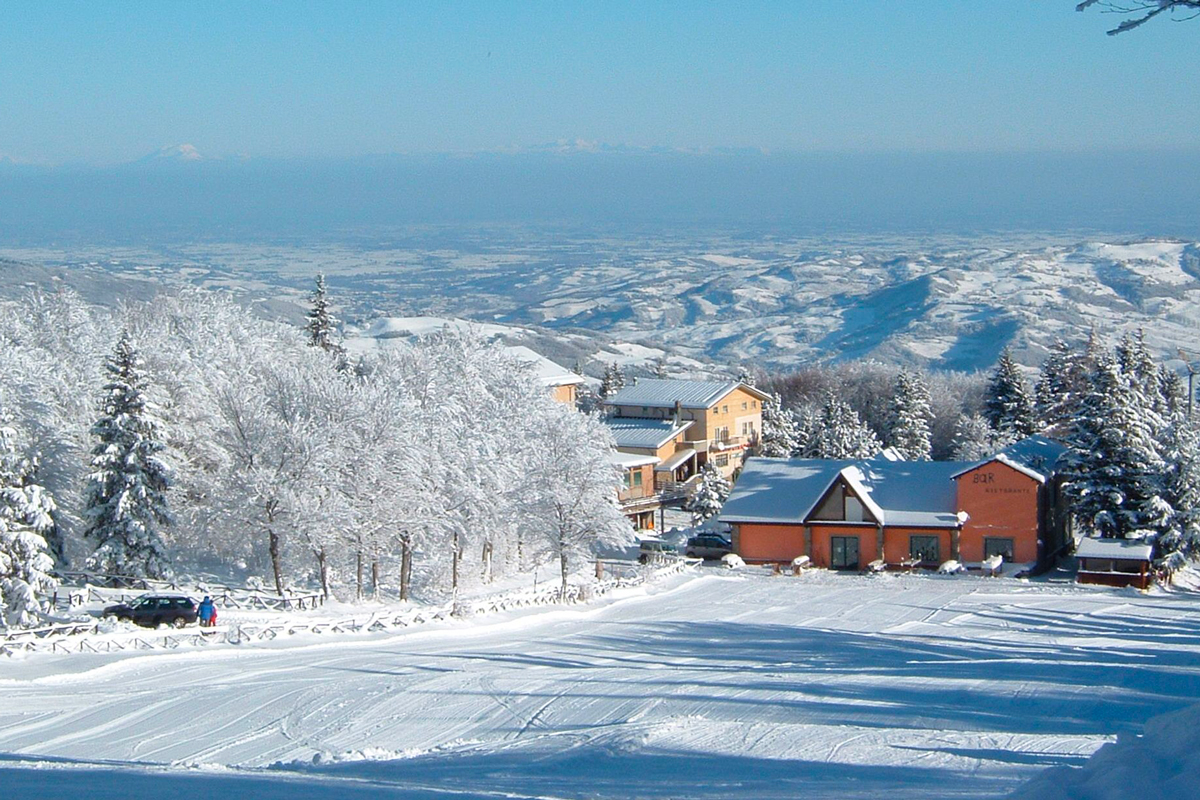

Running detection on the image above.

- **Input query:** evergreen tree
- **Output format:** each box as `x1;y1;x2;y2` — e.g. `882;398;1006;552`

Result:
1157;413;1200;569
82;333;172;578
304;274;340;353
757;393;798;458
0;412;58;628
884;370;933;461
688;461;731;524
737;367;756;387
1061;351;1169;540
652;357;668;378
804;393;881;459
985;348;1037;437
599;363;626;400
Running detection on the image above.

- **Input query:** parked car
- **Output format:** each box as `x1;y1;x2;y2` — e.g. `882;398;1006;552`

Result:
638;537;677;564
102;595;198;628
685;533;733;560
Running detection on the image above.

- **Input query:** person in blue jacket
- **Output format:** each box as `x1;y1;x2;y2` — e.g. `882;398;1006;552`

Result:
198;596;216;627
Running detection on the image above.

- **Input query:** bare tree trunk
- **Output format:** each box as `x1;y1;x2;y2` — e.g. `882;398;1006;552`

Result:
481;541;493;584
517;530;524;569
269;529;285;597
356;550;364;601
452;531;460;598
400;539;412;601
560;549;569;601
371;559;380;600
316;548;330;600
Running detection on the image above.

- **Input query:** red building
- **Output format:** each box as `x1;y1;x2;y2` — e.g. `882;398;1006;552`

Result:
720;438;1068;572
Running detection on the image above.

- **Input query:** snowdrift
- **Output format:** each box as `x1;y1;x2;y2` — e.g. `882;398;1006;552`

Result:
1011;701;1200;800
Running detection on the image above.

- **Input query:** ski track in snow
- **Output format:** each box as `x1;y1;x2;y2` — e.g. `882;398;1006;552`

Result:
2;570;1199;799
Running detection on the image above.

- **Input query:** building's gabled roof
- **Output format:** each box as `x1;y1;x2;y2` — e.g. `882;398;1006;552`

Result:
1075;537;1152;561
720;457;973;528
605;378;768;410
605;418;693;449
719;459;853;525
998;435;1069;476
506;346;585;388
950;435;1070;485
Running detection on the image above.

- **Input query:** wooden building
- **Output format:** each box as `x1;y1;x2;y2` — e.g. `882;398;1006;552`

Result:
720;437;1069;572
1075;537;1153;590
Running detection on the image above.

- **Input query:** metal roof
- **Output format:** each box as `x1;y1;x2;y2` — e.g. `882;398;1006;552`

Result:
720;457;974;528
605;379;765;410
604;418;693;449
1075;537;1152;561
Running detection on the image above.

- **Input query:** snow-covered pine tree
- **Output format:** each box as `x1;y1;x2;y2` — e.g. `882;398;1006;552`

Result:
82;333;172;578
1156;412;1200;570
804;393;881;459
0;412;58;628
688;461;731;524
884;370;933;461
304;274;340;353
737;367;756;387
1061;351;1169;540
757;393;798;458
599;363;626;399
985;348;1037;437
1159;366;1186;419
652;357;668;378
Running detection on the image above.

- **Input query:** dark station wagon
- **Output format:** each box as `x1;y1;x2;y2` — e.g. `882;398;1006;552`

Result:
102;595;199;629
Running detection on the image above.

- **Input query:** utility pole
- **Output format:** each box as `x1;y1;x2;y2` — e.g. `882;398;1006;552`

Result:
1179;349;1197;419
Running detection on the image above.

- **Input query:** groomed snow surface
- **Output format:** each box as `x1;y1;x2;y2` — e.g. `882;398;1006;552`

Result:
3;569;1199;800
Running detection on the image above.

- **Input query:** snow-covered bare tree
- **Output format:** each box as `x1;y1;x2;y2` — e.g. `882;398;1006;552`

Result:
82;333;172;578
950;414;1014;462
985;348;1037;438
688;461;731;524
0;410;58;628
884;370;933;461
523;406;631;598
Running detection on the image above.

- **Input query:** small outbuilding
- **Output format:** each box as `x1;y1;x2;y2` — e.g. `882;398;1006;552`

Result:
1075;538;1153;590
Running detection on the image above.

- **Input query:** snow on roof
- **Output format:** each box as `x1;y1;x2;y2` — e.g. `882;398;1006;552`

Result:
608;451;658;470
721;457;972;528
504;345;585;388
604;417;693;449
720;458;851;525
605;378;765;409
1075;537;1153;561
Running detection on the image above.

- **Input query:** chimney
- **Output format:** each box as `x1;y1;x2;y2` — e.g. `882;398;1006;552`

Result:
673;400;682;426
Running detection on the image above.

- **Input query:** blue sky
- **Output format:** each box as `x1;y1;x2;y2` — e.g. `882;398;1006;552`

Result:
1;2;1198;165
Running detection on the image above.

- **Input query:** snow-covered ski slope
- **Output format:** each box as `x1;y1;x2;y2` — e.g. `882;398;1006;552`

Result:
3;570;1199;800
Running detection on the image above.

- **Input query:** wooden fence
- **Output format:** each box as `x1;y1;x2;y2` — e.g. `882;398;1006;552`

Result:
3;559;692;658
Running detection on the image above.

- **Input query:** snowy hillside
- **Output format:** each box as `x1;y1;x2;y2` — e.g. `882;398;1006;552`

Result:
4;569;1199;800
4;236;1199;373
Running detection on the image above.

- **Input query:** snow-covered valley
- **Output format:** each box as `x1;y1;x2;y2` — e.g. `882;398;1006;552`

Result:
5;234;1200;373
4;569;1199;799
